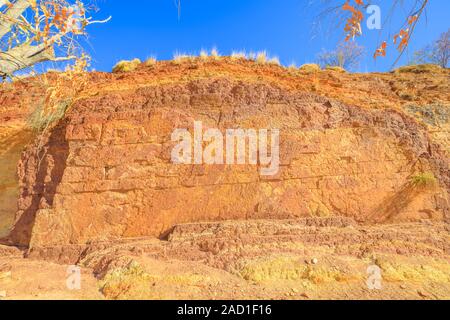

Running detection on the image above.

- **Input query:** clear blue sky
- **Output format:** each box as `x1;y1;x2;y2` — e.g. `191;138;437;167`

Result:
84;0;450;72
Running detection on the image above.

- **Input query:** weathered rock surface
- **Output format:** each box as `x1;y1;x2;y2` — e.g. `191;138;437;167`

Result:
6;67;449;247
4;218;448;300
0;60;449;300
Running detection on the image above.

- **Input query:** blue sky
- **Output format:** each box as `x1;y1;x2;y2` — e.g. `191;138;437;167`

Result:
84;0;450;72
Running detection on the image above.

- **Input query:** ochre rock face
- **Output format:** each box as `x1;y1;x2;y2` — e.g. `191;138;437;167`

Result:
9;78;449;247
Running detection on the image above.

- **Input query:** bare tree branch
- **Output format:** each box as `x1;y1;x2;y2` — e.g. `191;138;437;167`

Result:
315;0;431;66
412;28;450;68
0;0;30;40
316;40;365;71
0;0;108;78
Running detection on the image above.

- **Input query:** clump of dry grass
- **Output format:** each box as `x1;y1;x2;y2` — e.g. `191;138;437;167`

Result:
112;59;142;73
173;52;193;63
267;56;280;65
28;99;70;131
287;64;298;75
144;56;157;66
230;50;247;60
299;63;321;73
394;64;442;74
247;52;256;60
28;58;90;132
255;51;281;65
100;260;149;300
410;172;438;189
210;47;220;60
199;49;209;60
326;66;346;73
171;48;221;63
256;51;268;64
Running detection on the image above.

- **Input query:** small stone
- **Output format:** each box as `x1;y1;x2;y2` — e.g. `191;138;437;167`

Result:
417;290;429;298
300;293;310;299
291;288;298;293
400;284;407;289
311;258;318;265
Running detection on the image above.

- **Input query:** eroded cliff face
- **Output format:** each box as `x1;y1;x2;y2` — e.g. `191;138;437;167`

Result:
0;80;40;239
7;74;449;247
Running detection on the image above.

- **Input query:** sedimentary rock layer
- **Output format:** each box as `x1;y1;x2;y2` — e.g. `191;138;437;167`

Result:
8;77;449;247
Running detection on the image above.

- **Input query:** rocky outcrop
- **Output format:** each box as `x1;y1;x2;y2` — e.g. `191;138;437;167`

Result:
8;76;449;247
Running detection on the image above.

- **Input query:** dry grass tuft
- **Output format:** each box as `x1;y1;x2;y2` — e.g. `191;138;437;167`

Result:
27;99;69;131
112;59;142;73
100;260;149;300
299;63;321;73
326;66;346;73
230;51;247;60
255;51;281;65
410;172;438;189
28;59;89;132
210;47;220;60
394;64;443;74
199;49;209;60
256;51;268;64
144;56;157;66
173;52;193;63
268;56;280;66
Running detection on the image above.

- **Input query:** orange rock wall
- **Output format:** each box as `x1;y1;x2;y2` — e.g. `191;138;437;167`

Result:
8;79;449;247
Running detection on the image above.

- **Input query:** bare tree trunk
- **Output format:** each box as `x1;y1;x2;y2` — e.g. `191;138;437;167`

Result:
0;0;31;39
0;43;56;75
0;0;37;75
0;0;105;77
